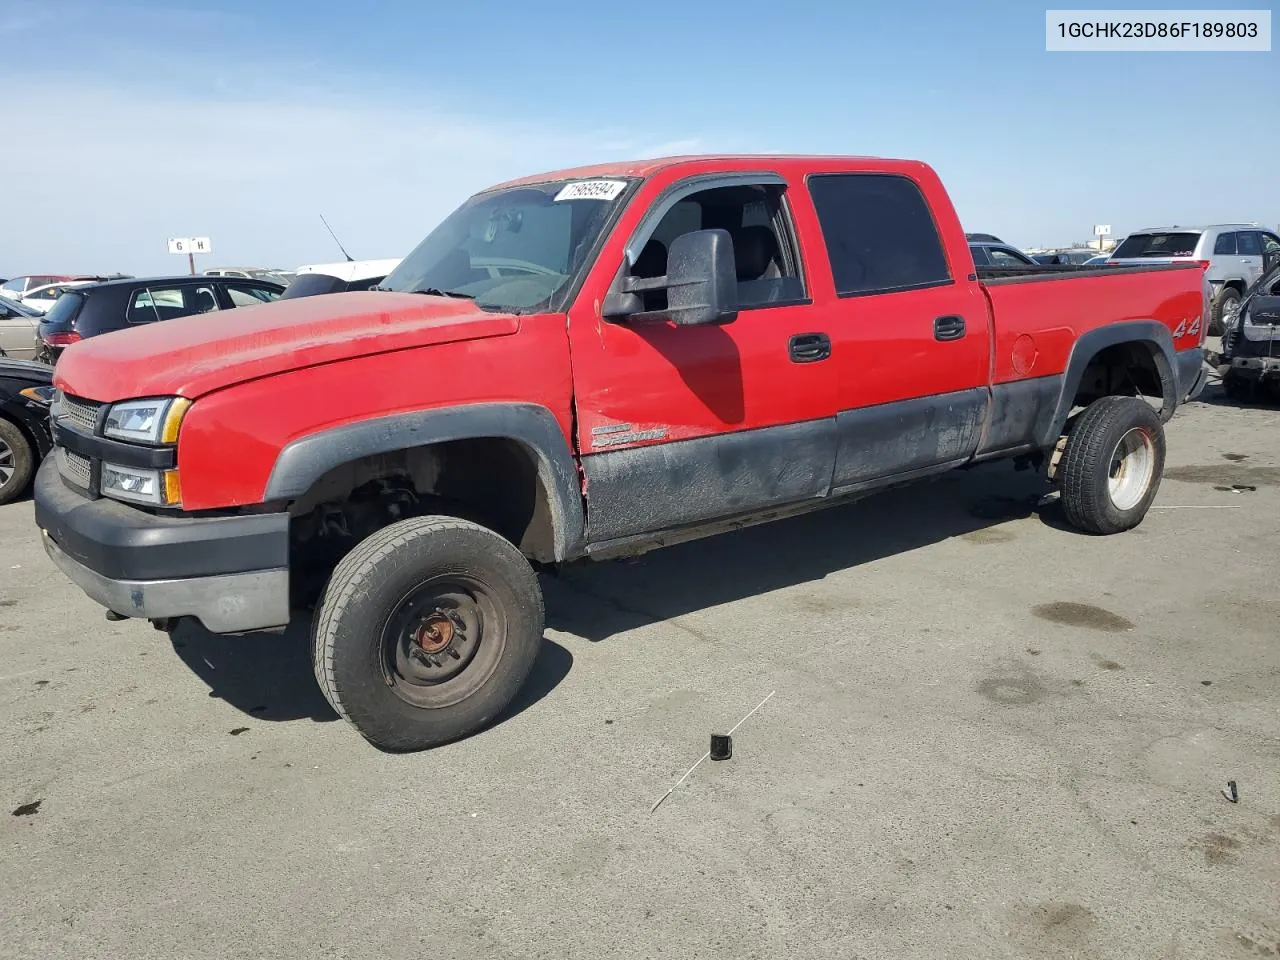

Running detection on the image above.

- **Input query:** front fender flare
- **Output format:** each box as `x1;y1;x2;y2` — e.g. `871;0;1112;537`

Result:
264;402;586;561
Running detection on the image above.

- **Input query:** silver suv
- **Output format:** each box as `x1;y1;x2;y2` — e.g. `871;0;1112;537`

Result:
1109;224;1280;334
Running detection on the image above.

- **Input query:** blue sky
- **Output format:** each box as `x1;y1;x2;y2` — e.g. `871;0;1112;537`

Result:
1;0;1275;275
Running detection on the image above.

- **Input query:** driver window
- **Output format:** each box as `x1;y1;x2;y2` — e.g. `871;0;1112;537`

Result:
627;183;805;311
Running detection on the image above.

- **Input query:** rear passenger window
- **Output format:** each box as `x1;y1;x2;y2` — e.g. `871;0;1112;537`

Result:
807;174;950;296
1237;232;1261;256
1213;233;1238;255
224;284;279;307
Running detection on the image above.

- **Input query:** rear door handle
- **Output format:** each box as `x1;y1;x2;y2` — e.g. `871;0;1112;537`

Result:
934;315;966;341
789;332;831;363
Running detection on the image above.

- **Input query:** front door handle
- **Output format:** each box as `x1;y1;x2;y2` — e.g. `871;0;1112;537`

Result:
934;315;966;341
789;332;831;363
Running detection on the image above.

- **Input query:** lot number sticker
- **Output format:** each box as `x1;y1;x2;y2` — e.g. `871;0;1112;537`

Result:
554;180;627;202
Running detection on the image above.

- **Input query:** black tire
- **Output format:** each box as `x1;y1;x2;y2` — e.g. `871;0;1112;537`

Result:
1211;286;1241;337
1059;396;1165;535
0;417;35;506
312;515;544;752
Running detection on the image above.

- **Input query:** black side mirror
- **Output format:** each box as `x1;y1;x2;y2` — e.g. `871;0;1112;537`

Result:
603;228;739;327
664;229;738;327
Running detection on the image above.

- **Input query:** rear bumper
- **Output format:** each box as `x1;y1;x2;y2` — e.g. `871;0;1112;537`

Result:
1228;355;1280;380
33;459;290;633
1175;346;1208;403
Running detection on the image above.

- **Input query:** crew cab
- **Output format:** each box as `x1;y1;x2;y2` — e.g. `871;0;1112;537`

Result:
34;155;1208;751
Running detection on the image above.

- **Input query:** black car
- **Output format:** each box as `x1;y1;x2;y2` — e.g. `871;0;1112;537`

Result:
36;275;285;362
969;241;1037;267
1222;262;1280;401
0;358;54;504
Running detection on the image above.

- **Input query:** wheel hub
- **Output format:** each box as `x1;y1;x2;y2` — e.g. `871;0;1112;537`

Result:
413;613;456;655
387;590;483;688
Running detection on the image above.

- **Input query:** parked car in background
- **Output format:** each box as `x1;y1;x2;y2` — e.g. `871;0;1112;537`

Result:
18;279;99;314
35;275;284;363
1;275;73;300
964;232;1005;244
205;267;295;286
0;294;43;360
1084;255;1110;266
0;357;53;503
1221;261;1280;401
969;241;1037;267
1108;225;1280;334
279;259;402;300
1056;249;1106;265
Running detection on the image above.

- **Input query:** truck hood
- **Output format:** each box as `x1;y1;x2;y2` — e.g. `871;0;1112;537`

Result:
53;292;521;401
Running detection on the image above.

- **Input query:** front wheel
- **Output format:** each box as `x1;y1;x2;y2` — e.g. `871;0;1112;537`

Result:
1059;396;1165;535
0;418;35;505
312;516;544;752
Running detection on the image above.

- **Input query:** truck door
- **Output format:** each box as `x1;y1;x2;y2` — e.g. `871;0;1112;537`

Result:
801;172;993;492
566;174;838;545
1238;231;1266;285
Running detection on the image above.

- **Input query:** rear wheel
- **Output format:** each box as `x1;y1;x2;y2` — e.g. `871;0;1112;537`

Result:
1059;396;1165;535
1211;286;1241;337
312;515;544;752
0;418;35;505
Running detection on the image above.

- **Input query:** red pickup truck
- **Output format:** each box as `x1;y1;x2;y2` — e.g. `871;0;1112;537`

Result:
36;155;1208;751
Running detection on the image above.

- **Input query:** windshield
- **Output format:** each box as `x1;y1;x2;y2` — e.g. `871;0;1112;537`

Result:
379;178;633;313
1112;232;1201;258
0;294;37;317
40;292;86;330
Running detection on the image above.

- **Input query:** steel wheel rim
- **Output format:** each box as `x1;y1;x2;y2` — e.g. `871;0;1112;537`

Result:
1222;298;1240;328
0;437;14;487
1108;427;1155;511
379;574;506;709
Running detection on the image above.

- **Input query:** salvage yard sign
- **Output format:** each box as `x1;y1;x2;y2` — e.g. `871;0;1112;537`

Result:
167;237;212;274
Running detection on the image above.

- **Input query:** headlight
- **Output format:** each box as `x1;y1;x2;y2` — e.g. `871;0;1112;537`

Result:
101;463;182;506
19;385;56;407
103;397;191;445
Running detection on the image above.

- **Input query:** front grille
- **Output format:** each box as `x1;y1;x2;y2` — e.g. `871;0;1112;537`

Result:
56;447;92;490
60;394;102;434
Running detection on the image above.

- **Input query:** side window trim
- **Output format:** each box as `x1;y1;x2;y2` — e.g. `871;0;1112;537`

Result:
127;286;161;324
622;172;786;267
805;172;955;299
616;171;809;310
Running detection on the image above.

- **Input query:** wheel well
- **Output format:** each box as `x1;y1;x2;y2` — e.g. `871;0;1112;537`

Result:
0;412;38;460
286;438;559;606
1070;341;1168;411
1222;280;1245;295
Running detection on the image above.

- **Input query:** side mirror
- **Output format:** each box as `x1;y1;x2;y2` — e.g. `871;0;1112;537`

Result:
603;228;739;327
664;229;738;327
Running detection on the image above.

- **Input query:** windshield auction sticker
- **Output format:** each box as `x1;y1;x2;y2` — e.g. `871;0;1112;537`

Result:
1046;9;1271;50
554;180;628;202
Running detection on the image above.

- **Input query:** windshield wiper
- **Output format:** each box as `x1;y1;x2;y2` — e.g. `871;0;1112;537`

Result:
411;287;475;300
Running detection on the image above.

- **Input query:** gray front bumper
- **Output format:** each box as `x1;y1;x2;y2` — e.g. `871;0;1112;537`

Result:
42;532;290;633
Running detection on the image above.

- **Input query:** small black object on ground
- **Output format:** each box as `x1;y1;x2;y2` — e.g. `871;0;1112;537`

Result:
710;734;732;761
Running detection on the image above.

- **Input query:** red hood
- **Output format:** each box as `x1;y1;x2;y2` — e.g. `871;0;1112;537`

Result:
54;292;520;401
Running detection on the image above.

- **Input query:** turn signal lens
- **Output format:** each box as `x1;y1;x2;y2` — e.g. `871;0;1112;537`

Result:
160;398;192;444
162;469;182;505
